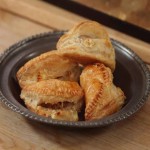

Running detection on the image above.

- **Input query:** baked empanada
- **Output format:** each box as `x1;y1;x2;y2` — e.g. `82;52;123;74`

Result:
80;63;125;120
57;21;115;71
17;51;82;88
21;79;84;121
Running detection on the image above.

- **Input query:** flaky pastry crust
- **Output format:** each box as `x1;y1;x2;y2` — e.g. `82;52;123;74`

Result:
21;79;84;121
17;51;81;88
80;63;125;120
57;21;115;71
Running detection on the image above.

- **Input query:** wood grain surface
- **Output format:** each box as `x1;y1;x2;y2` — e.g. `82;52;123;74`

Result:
0;0;150;64
0;0;150;150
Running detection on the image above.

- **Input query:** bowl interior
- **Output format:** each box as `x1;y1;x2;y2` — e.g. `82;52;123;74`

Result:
0;32;149;127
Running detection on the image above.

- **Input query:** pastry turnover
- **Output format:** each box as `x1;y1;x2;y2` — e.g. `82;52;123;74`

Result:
57;21;115;71
21;79;84;121
17;51;82;88
16;20;126;122
80;63;125;120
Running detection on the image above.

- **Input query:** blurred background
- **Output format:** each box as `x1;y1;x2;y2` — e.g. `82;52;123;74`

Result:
74;0;150;31
0;0;149;59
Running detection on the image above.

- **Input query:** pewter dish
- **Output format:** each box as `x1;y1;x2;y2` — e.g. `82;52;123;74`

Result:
0;31;150;128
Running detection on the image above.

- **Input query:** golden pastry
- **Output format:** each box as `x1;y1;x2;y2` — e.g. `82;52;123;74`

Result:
16;20;126;122
17;51;82;88
57;21;115;71
21;79;84;121
80;63;125;120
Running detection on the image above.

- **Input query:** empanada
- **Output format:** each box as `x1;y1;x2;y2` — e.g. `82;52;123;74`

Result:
17;51;82;88
57;21;115;71
21;79;84;121
80;63;125;120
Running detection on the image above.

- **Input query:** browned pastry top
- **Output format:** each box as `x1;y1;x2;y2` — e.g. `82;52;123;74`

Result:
17;50;81;88
57;21;115;71
21;79;84;121
80;63;125;120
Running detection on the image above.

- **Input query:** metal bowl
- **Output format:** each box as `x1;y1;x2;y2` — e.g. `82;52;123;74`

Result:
0;31;150;128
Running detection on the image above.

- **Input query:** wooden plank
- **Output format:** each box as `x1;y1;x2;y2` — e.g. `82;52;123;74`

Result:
0;8;51;52
0;0;85;29
0;0;149;64
0;99;150;150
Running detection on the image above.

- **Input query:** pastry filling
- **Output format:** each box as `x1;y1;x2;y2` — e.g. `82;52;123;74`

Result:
40;101;75;110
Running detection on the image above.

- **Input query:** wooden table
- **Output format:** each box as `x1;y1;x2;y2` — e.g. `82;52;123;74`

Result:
0;0;150;150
